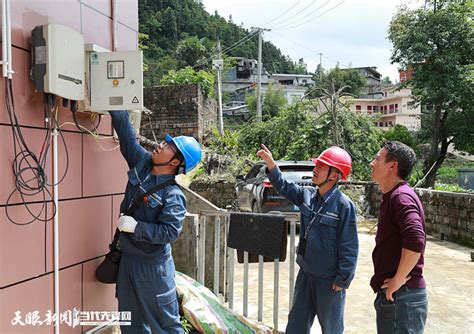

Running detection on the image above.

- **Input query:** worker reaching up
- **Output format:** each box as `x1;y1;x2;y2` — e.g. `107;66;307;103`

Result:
110;110;201;334
257;144;359;334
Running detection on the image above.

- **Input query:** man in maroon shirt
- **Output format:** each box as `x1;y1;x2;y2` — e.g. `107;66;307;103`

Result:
370;141;427;334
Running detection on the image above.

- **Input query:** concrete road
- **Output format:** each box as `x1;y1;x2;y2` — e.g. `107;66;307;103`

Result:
232;225;474;333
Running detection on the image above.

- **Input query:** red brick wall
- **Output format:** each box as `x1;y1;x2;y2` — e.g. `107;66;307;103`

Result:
0;1;138;333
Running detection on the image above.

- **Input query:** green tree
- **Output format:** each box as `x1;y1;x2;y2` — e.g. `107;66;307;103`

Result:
139;0;303;85
382;76;393;84
237;101;383;180
309;67;366;146
310;66;367;99
160;66;214;97
384;124;416;148
388;1;474;187
175;36;214;68
245;83;287;120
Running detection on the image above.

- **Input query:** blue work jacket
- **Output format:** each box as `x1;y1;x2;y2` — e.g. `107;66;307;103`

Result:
268;166;358;288
110;111;186;259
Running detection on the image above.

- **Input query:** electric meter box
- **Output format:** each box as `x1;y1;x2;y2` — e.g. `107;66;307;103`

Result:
31;24;85;100
89;51;143;111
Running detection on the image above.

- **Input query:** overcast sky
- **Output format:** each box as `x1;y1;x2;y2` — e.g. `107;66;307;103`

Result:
201;0;425;82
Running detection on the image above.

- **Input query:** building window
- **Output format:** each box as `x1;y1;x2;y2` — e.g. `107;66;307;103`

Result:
356;105;361;113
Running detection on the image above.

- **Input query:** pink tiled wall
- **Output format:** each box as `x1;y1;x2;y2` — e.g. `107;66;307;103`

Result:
1;1;138;333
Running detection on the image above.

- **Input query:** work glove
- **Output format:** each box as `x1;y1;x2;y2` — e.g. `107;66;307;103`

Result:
117;215;138;233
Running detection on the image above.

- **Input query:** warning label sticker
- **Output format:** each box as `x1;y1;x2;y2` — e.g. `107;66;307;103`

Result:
132;96;139;104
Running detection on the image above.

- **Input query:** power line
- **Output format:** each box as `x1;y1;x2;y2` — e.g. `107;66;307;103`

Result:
267;0;319;29
260;0;302;27
275;0;346;30
271;0;330;30
193;30;259;68
267;31;352;69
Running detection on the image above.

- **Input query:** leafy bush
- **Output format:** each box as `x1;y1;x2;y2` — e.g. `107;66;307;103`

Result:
434;183;471;193
436;167;459;184
160;66;214;97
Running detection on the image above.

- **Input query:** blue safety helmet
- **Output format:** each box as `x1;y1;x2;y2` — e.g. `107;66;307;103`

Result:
165;134;202;174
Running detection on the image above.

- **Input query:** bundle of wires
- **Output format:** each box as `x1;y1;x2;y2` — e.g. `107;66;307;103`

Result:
4;79;69;225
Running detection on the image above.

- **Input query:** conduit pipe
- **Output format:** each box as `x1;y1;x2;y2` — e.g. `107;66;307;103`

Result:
5;0;11;78
53;127;60;334
2;0;8;78
112;0;118;51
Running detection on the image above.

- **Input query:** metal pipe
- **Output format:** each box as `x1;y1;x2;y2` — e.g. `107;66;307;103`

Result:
5;0;12;78
243;251;249;317
273;259;280;331
289;219;296;307
53;128;60;334
112;0;118;51
197;215;206;284
216;63;224;135
258;255;263;321
2;0;8;78
227;246;234;310
213;216;220;296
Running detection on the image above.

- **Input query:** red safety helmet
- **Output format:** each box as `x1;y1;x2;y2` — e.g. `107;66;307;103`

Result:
312;146;352;180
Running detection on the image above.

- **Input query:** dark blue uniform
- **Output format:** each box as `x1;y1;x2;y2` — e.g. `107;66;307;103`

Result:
268;167;358;334
110;111;185;334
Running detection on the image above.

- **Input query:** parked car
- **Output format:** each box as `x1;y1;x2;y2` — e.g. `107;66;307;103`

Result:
235;161;315;213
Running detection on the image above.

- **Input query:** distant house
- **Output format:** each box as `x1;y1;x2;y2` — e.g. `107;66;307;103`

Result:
270;73;314;102
348;86;421;131
349;66;388;99
222;57;314;110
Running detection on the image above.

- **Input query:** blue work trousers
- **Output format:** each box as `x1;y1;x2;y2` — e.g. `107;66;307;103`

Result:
117;254;183;334
286;270;345;334
374;287;427;334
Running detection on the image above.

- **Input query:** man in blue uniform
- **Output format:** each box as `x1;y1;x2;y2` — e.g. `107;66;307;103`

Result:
257;144;358;334
110;110;202;334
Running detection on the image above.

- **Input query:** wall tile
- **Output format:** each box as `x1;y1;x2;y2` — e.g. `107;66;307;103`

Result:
81;4;113;51
116;23;138;51
58;265;83;334
54;132;82;200
112;194;124;233
45;197;112;270
116;0;138;32
81;0;112;18
11;0;81;50
0;274;53;333
82;258;118;332
0;203;46;287
82;134;128;197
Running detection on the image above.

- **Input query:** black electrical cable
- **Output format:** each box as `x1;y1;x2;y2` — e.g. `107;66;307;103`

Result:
3;78;61;225
71;108;102;134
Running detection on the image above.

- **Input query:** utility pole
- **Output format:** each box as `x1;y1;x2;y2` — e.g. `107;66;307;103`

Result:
318;52;323;80
213;40;224;135
253;27;270;123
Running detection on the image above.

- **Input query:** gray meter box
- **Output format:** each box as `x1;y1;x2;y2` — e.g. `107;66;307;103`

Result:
89;51;143;111
31;24;85;101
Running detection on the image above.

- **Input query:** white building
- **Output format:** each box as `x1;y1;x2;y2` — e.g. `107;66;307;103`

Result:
348;87;421;131
222;57;314;105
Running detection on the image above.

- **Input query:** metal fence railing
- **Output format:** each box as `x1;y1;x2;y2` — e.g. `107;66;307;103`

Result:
194;210;299;331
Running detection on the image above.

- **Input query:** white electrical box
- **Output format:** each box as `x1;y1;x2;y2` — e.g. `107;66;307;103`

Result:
89;51;143;111
31;24;85;100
